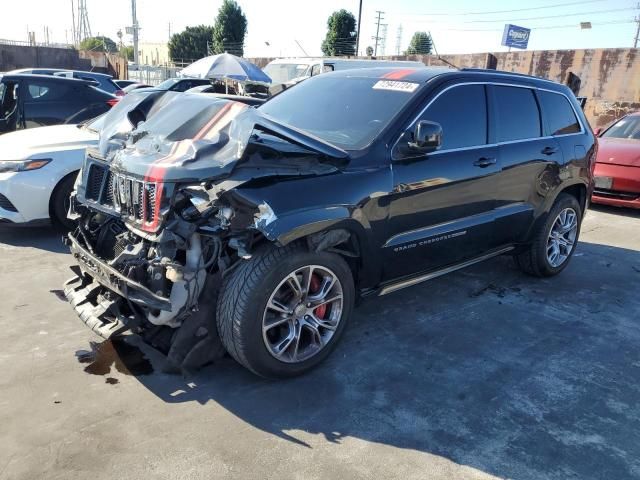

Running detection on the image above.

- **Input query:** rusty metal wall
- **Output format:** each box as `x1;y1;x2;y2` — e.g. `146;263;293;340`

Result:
382;49;640;127
249;48;640;128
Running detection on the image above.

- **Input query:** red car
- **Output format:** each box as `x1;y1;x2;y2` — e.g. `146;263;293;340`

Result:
592;112;640;209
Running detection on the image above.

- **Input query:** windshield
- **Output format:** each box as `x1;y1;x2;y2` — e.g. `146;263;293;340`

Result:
603;115;640;140
258;75;420;149
263;63;310;84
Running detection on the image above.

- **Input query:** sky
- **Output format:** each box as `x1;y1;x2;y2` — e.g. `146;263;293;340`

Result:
2;0;639;57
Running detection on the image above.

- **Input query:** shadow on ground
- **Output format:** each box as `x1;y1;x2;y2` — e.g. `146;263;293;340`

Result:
589;203;640;219
0;225;68;254
84;240;640;480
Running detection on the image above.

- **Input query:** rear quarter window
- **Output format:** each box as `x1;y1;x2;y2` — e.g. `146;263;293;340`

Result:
538;90;581;135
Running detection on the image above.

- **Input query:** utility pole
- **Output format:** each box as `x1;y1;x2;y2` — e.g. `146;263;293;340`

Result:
634;3;640;48
131;0;139;66
373;10;384;56
355;0;363;56
395;25;403;55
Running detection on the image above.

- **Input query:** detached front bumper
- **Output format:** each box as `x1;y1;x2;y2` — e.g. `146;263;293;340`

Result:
64;232;172;338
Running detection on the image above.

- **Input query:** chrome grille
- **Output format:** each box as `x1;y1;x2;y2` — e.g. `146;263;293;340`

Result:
109;172;158;225
104;171;114;205
83;162;159;227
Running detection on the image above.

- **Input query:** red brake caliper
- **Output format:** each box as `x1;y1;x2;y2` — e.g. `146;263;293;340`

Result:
309;274;327;319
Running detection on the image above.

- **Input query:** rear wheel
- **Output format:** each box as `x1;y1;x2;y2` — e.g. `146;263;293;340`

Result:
515;193;582;277
50;173;77;231
216;243;354;378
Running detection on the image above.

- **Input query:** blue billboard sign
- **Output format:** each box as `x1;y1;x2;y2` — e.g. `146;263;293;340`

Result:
501;24;531;49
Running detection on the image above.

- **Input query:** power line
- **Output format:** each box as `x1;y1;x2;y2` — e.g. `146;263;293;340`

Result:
396;0;608;17
434;18;635;33
463;6;636;23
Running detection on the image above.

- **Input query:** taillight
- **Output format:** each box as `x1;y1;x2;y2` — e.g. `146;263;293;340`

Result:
115;90;125;97
106;98;119;107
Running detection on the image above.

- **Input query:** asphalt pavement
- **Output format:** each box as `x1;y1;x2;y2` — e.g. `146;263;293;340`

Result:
1;205;639;480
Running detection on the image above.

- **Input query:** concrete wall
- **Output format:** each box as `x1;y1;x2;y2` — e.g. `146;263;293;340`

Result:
249;48;640;128
0;44;91;71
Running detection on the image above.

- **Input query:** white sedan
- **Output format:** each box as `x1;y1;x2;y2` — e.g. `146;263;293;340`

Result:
0;116;101;228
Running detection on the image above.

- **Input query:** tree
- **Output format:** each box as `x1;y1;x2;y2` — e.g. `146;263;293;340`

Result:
79;36;117;53
211;0;248;57
321;10;357;56
406;32;433;55
120;45;134;61
168;25;214;62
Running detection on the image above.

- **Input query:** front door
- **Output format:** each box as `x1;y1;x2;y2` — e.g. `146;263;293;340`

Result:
383;83;500;281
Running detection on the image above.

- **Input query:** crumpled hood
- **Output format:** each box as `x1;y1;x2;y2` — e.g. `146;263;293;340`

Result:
597;137;640;167
0;124;97;160
105;95;348;184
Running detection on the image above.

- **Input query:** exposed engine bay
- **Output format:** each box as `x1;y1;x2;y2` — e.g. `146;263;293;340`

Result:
64;90;347;373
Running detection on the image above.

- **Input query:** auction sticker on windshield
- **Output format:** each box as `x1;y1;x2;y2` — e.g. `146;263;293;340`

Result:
372;80;419;93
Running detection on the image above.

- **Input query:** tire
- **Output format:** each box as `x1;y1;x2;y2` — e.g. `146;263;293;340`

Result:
216;242;355;378
515;193;582;277
50;173;77;231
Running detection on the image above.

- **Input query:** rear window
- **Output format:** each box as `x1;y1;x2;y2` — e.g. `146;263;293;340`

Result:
259;75;419;149
538;91;581;135
494;86;541;142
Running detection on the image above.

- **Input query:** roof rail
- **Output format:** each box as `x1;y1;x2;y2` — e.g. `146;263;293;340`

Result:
460;68;557;85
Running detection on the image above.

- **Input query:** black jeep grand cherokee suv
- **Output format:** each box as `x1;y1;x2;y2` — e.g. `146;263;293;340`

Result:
64;68;596;378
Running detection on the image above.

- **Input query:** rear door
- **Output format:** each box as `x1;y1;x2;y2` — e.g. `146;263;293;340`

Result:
384;83;500;280
22;78;73;127
490;84;564;247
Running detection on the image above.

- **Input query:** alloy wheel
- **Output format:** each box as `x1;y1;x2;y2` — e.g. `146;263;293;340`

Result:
546;207;578;268
262;265;344;363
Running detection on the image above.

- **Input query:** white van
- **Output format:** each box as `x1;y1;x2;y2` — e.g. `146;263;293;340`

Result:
263;57;425;85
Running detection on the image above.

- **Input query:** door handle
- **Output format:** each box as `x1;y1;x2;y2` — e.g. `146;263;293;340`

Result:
473;157;496;168
541;146;559;155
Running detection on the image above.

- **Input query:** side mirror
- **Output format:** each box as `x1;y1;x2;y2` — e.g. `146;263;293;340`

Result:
593;127;602;136
409;120;442;153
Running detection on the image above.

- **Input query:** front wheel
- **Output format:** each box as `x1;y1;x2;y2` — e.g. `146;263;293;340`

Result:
50;174;77;231
515;193;582;277
216;243;355;378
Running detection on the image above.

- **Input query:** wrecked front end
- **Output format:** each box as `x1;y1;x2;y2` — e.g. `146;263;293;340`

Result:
64;93;344;372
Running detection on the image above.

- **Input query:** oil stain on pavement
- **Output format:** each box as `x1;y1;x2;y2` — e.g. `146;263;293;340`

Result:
75;338;154;379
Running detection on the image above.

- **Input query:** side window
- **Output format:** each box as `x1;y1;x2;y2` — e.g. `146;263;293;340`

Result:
26;81;68;102
420;84;487;150
310;64;321;76
322;65;334;73
538;91;581;135
494;86;541;142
